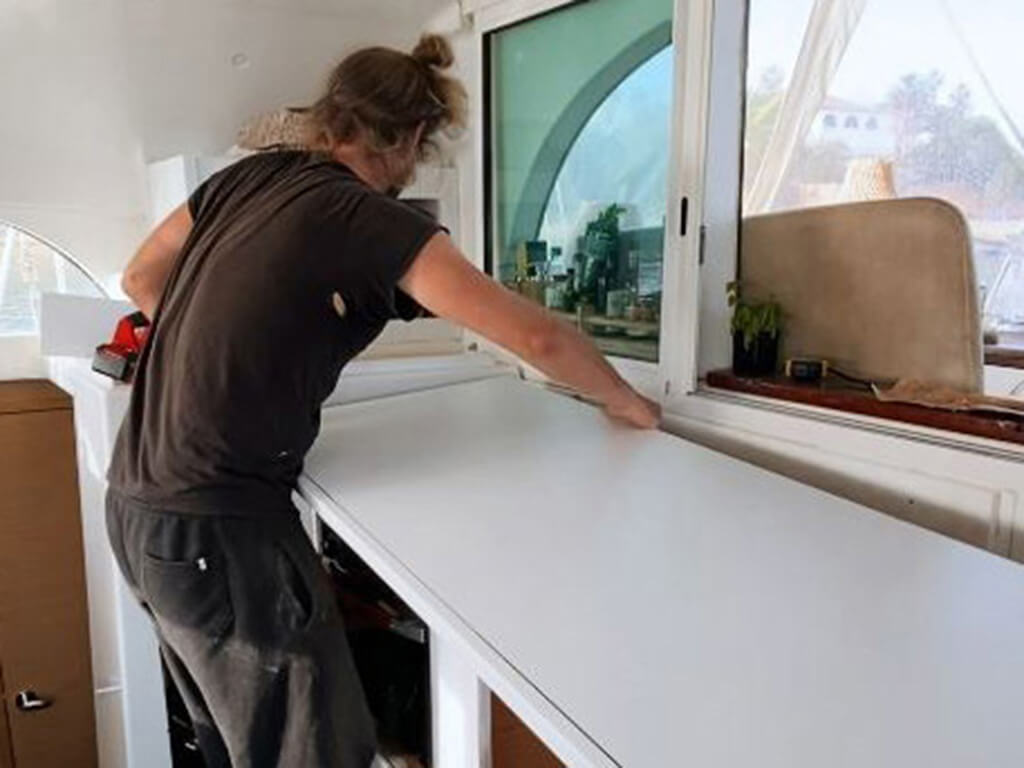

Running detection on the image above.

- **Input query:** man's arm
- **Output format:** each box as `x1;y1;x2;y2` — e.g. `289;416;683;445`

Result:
121;204;193;319
399;232;661;429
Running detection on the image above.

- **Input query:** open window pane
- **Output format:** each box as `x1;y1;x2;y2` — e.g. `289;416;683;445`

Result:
0;224;105;336
487;0;674;363
743;0;1024;346
717;0;1024;441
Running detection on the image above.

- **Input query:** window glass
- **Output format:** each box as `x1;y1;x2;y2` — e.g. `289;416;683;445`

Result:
744;0;1024;343
0;224;105;336
488;0;674;363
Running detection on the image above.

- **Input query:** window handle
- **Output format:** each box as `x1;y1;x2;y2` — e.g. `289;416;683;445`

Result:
680;197;689;237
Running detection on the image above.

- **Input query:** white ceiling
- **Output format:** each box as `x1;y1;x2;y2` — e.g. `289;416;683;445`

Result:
0;0;466;277
204;0;453;20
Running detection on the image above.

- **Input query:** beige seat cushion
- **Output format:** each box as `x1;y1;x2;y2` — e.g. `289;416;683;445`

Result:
741;198;983;392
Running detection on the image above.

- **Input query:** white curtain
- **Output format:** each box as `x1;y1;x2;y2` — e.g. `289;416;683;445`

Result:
744;0;867;214
939;0;1024;155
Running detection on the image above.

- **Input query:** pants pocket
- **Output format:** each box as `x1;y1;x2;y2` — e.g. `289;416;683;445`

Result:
275;542;316;632
142;551;234;640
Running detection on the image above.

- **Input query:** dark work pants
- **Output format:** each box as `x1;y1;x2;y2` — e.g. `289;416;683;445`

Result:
105;488;377;768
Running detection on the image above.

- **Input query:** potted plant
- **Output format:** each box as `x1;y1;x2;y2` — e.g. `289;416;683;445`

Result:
727;281;783;376
581;204;625;302
584;204;625;258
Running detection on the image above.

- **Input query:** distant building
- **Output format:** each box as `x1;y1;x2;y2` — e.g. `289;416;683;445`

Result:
807;97;896;158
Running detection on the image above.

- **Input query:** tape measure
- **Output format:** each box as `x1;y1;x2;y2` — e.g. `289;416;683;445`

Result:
92;311;151;382
785;358;830;383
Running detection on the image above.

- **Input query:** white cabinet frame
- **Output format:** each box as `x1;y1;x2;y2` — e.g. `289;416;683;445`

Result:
302;481;617;768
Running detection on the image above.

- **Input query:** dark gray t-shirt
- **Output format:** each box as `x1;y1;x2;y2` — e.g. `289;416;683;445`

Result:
109;150;441;513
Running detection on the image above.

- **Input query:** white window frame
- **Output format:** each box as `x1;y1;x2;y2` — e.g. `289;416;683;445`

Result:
472;0;714;402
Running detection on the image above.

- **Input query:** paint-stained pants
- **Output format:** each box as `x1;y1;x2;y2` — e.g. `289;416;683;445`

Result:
105;488;377;768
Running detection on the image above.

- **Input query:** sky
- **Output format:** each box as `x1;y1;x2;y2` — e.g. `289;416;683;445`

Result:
540;47;673;254
747;0;1023;148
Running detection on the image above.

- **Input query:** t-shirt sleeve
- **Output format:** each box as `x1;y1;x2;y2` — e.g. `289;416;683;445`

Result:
186;178;210;221
341;192;444;322
186;160;242;222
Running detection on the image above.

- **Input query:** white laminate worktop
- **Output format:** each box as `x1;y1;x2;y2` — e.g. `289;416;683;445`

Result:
301;377;1024;768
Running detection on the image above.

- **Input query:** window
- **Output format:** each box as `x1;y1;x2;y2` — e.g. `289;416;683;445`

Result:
743;0;1024;347
711;0;1024;441
0;223;105;336
486;0;674;363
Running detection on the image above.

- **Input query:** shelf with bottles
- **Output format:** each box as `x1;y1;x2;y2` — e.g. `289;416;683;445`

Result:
505;263;662;335
551;309;660;337
588;334;658;363
502;238;663;333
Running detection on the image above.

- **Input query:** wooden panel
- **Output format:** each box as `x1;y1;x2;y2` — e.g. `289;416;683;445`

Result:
0;380;70;416
705;370;1024;446
491;696;563;768
0;407;97;767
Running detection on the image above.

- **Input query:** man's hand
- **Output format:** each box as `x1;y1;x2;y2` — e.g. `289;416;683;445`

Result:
399;233;664;430
603;388;662;429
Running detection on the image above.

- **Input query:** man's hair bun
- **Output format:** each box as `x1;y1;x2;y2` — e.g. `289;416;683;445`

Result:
412;34;455;69
308;33;466;159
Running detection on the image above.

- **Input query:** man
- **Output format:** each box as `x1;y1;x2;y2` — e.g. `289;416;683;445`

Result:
106;34;659;768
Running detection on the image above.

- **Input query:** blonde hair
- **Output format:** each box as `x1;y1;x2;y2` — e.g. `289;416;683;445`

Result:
308;34;467;160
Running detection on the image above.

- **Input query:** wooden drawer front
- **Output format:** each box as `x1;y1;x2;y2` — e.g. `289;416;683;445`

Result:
0;407;97;767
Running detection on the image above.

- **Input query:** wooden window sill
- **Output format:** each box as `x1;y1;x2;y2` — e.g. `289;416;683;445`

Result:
704;370;1024;447
985;345;1024;370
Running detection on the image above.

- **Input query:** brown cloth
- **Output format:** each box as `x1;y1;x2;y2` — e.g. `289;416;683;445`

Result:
873;379;1024;417
236;108;311;151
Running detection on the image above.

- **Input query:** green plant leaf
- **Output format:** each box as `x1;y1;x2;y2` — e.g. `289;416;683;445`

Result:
729;284;784;350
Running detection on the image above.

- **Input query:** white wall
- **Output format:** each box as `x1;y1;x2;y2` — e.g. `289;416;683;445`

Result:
0;0;448;282
423;3;479;266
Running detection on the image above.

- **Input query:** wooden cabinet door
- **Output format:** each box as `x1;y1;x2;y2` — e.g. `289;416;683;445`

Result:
0;404;97;767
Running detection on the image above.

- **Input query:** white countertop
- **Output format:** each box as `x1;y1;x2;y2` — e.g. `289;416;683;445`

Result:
302;377;1024;768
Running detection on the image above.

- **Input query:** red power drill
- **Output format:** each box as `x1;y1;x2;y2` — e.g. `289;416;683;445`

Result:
92;311;151;382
